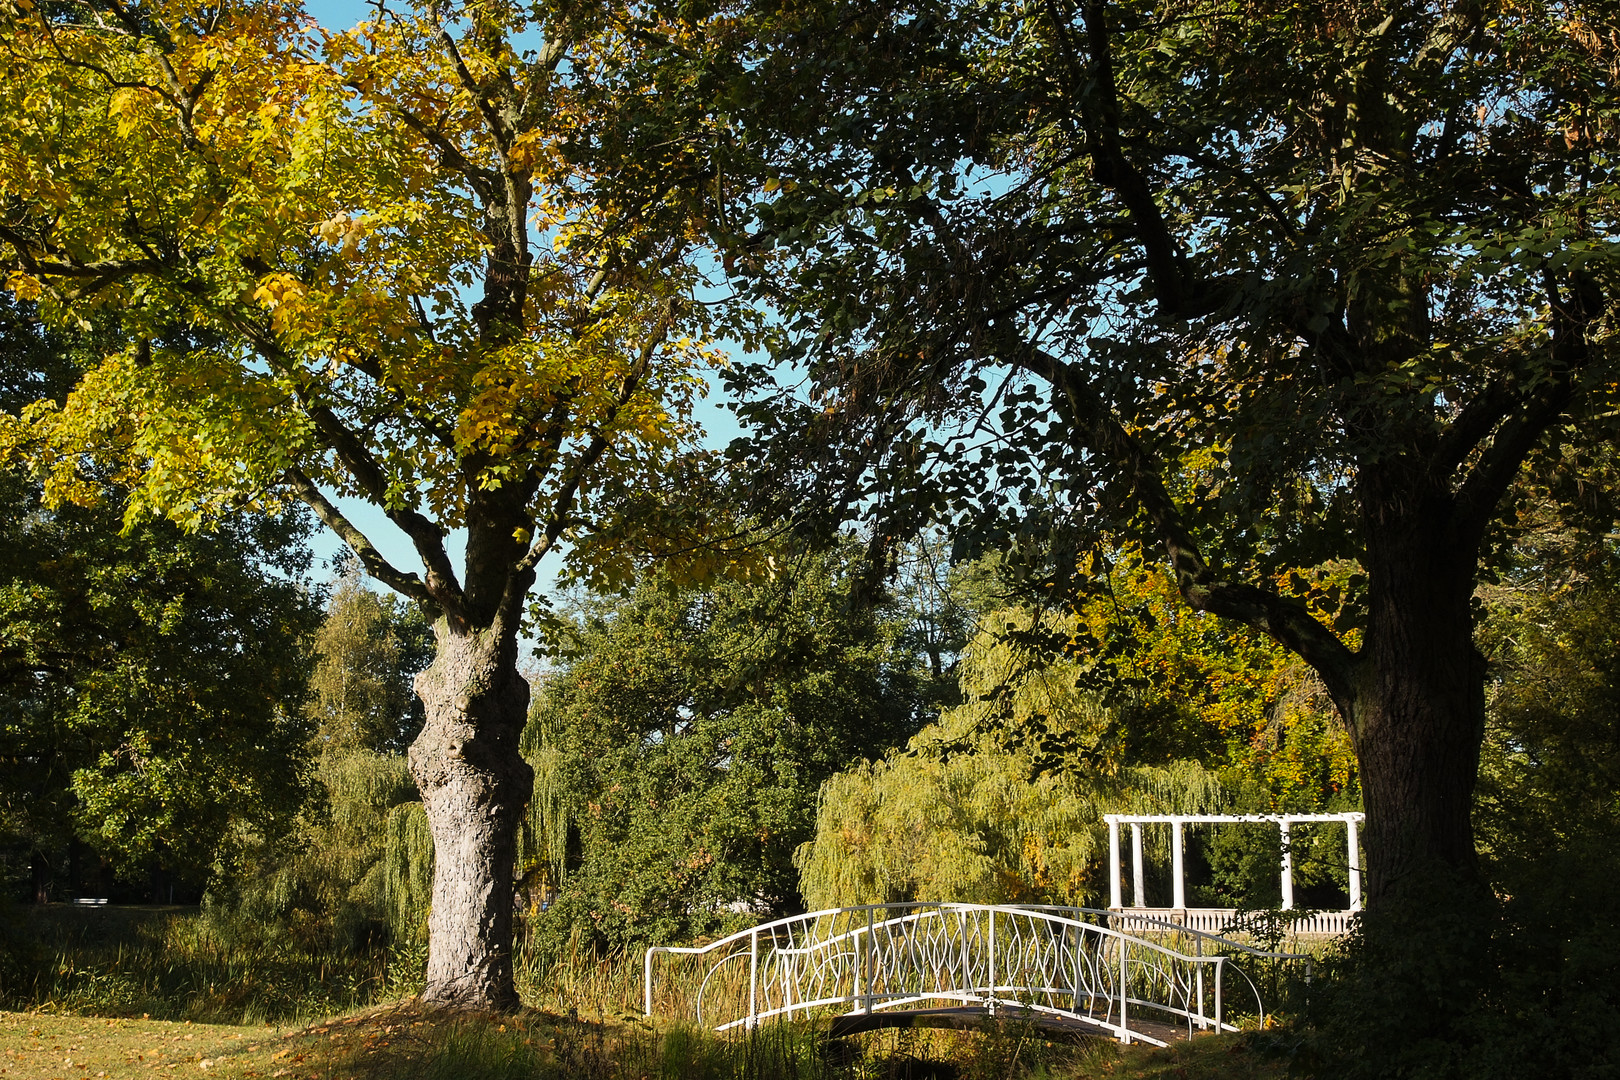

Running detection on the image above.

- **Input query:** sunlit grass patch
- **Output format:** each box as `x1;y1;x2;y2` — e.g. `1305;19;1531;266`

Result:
0;1009;279;1078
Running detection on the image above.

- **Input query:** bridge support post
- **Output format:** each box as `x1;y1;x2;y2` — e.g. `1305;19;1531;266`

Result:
862;906;874;1014
987;908;997;1017
1195;962;1205;1031
748;929;758;1029
1118;937;1130;1045
854;911;864;1013
644;947;656;1018
1171;819;1186;912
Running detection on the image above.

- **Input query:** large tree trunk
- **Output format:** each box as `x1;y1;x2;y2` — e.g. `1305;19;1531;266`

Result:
31;848;51;904
1351;496;1487;908
409;620;534;1011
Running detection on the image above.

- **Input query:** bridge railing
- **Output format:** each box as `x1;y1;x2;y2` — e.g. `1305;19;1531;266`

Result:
644;903;1312;1045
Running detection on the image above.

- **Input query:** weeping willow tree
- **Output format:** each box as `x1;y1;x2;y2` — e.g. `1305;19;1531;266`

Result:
516;703;570;912
383;801;435;946
221;573;430;950
794;568;1366;910
796;605;1223;909
797;740;1221;909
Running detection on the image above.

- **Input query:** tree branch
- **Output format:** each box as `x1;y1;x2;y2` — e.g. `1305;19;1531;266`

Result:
497;308;675;626
234;332;466;614
95;0;213;147
1017;344;1361;712
0;223;171;282
420;7;532;275
1077;0;1193;316
365;96;498;200
1427;379;1518;482
342;349;459;450
424;3;515;151
297;400;466;611
1454;269;1602;536
282;466;437;609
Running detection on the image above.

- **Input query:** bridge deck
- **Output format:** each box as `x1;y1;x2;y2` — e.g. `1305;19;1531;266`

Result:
827;1005;1202;1045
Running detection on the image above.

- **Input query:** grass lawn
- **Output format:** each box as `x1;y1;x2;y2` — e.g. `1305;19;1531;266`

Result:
1;1005;458;1080
2;1010;278;1079
0;1004;1293;1080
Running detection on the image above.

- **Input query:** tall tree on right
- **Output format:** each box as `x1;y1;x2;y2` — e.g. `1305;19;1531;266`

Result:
673;0;1620;914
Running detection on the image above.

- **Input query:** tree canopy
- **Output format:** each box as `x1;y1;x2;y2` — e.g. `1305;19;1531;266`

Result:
655;0;1620;919
521;545;939;951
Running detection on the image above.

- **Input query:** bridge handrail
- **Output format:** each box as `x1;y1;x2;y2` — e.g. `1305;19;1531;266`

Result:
1020;906;1314;962
643;902;1309;969
645;901;1223;973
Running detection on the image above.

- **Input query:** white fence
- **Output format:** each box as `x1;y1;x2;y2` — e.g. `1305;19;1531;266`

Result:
1112;907;1356;938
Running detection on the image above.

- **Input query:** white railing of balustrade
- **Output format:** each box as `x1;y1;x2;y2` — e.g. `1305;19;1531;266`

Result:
1110;907;1355;938
643;903;1303;1046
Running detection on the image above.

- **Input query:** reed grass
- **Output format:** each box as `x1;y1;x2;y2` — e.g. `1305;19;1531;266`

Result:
0;903;395;1023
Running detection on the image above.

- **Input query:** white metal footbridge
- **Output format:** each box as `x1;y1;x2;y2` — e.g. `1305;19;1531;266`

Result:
644;903;1317;1046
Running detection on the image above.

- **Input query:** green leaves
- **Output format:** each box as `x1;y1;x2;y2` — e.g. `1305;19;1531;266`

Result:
0;464;321;884
520;546;936;949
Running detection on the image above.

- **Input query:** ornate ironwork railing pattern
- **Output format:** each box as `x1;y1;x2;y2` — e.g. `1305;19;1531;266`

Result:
645;903;1311;1047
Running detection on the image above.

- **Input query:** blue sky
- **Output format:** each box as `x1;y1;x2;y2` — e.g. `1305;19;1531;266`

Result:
305;0;369;30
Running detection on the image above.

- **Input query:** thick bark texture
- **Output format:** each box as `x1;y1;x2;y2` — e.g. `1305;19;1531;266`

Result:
1348;485;1487;907
408;621;533;1011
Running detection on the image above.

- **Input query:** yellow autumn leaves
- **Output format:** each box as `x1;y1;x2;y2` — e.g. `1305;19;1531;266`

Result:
1;0;723;546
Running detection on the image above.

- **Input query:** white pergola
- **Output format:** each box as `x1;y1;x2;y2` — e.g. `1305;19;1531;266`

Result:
1103;812;1365;914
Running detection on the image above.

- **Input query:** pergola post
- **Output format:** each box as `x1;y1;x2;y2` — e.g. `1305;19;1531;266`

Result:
1346;815;1361;911
1103;811;1361;925
1171;818;1186;911
1130;824;1145;908
1279;819;1294;910
1108;818;1122;909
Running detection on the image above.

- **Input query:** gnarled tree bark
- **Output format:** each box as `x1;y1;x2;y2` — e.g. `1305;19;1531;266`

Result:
408;620;534;1011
